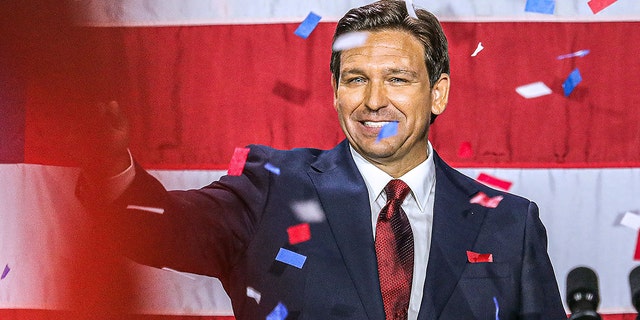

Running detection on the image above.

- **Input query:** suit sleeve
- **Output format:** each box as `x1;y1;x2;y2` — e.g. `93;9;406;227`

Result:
520;201;567;319
80;145;271;283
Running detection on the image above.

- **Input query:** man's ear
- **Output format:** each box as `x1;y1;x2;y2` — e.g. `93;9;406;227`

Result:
430;73;450;116
331;74;339;109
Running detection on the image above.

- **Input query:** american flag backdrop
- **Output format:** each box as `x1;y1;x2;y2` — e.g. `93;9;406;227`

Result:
2;0;640;319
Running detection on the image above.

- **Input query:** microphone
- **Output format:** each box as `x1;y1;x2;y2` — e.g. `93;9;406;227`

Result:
566;266;601;320
629;265;640;320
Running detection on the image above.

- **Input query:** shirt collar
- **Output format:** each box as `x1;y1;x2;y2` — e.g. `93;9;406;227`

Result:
349;142;435;212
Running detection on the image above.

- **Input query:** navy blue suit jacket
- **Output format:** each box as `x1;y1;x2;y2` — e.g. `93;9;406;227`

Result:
99;140;566;319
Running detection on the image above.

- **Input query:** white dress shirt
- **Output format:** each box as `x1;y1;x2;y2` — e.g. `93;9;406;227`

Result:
350;142;436;320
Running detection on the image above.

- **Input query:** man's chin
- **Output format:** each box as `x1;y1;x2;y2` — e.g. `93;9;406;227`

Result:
353;144;398;162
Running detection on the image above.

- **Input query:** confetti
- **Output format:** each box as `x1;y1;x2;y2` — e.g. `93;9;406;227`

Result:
493;296;500;320
332;32;368;51
126;204;165;214
264;162;281;175
467;250;493;263
246;286;262;304
376;121;398;142
294;12;321;39
557;49;590;60
291;200;325;223
405;0;418;18
635;232;640;261
272;80;310;105
161;267;196;280
562;68;582;97
457;141;473;158
476;173;512;191
620;211;640;230
588;0;617;14
228;147;250;176
515;81;552;99
525;0;555;15
470;192;503;208
267;302;289;320
1;264;9;280
471;42;484;57
287;223;311;245
275;248;307;269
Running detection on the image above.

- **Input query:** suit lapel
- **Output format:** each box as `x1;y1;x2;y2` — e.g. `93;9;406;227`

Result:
418;152;489;320
307;140;385;320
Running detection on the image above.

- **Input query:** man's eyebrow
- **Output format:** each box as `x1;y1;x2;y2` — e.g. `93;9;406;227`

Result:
340;68;366;77
340;68;419;78
385;68;419;78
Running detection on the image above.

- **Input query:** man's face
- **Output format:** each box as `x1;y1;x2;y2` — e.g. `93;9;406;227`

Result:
333;29;449;177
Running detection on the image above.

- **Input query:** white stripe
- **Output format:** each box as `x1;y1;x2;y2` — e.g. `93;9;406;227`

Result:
71;0;640;27
4;163;640;313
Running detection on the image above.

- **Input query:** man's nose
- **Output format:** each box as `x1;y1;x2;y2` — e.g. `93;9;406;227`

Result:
364;80;389;111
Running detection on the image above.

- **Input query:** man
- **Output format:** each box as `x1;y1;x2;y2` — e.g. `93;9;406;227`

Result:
77;1;566;319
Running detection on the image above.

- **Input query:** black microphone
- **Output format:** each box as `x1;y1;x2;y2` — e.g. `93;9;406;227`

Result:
566;266;601;320
628;265;640;320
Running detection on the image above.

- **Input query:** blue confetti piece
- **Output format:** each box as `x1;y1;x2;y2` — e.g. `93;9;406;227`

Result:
562;68;582;97
376;121;399;142
525;0;555;15
294;12;321;39
264;162;281;175
1;264;9;280
275;248;307;269
266;302;289;320
493;296;500;320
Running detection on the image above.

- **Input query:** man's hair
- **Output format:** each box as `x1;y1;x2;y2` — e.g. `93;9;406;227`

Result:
329;0;450;123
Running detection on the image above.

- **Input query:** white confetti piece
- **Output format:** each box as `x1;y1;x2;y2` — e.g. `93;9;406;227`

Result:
246;286;262;304
621;211;640;230
332;32;369;51
471;42;484;57
557;49;590;60
126;204;165;214
515;81;552;99
291;200;325;223
405;0;418;18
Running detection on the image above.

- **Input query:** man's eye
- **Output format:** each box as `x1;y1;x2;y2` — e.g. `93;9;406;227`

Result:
389;77;408;84
346;77;366;84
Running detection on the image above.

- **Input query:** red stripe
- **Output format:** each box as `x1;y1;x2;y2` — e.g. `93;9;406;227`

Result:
21;22;640;169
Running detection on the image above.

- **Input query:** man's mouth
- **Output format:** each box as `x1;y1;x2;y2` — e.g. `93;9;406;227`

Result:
362;121;393;128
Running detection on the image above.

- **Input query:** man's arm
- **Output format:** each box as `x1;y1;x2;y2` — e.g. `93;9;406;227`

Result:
520;202;567;319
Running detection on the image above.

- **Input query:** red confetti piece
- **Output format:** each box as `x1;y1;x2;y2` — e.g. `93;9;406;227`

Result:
588;0;617;14
287;223;311;245
470;192;504;208
476;173;513;191
457;141;473;158
467;250;493;263
228;147;250;176
634;231;640;261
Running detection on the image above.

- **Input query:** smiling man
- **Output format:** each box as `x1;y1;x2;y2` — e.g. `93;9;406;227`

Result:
76;1;566;319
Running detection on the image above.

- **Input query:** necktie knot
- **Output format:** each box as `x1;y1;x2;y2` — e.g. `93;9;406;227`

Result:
381;179;410;220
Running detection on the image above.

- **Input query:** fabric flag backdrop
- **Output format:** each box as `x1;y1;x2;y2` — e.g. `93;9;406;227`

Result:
2;0;640;318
